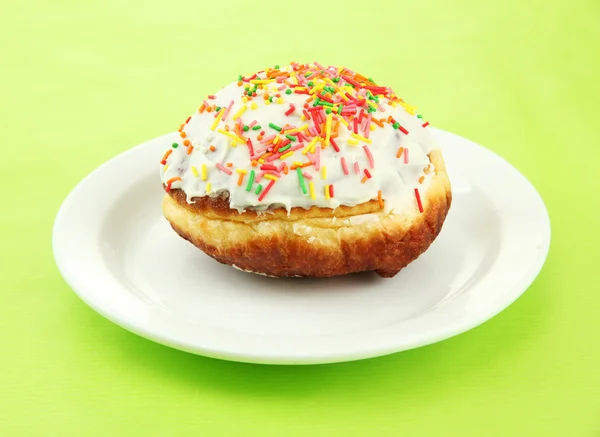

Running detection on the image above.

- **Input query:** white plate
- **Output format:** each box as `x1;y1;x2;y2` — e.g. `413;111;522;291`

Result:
53;129;550;365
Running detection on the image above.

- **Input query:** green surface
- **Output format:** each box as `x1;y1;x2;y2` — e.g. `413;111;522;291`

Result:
2;0;599;435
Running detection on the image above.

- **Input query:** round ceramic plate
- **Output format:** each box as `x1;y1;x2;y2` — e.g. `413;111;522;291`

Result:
53;129;550;365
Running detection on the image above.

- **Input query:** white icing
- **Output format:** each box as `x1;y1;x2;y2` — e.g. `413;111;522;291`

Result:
161;64;438;214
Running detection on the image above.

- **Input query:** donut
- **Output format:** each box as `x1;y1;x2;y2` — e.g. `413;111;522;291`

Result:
160;62;451;278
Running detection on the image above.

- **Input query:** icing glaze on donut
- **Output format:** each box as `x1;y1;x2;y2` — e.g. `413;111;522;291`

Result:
161;62;437;214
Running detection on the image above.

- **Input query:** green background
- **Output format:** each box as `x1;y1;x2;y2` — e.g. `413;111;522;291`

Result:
2;0;599;435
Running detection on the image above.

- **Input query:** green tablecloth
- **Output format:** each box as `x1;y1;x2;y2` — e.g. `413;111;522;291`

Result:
2;1;599;435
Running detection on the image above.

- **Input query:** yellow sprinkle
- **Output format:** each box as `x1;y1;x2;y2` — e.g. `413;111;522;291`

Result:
300;114;306;121
201;164;207;181
206;182;212;193
230;141;238;148
265;100;271;106
391;102;398;107
273;135;280;145
249;79;275;84
285;125;309;134
370;124;376;131
258;158;265;164
263;174;278;181
242;96;248;103
325;112;333;147
367;100;378;110
347;139;359;146
280;151;294;160
325;185;330;200
163;165;168;172
217;129;244;144
210;108;225;131
309;182;316;200
277;97;284;104
321;166;327;180
351;133;372;144
236;169;248;174
233;105;248;120
251;102;258;110
339;117;349;127
303;136;319;155
191;166;199;177
292;161;304;166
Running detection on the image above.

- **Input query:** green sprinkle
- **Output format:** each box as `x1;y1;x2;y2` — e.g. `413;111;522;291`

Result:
368;77;375;83
215;106;221;112
245;85;250;90
332;77;340;83
269;96;274;102
313;99;321;107
269;122;282;131
339;104;343;113
255;184;263;195
245;170;255;192
274;65;280;69
278;144;292;153
285;89;292;95
417;114;423;119
325;108;332;114
296;167;307;195
238;75;243;81
305;72;314;78
285;134;296;141
320;101;333;107
252;125;262;130
243;125;249;132
324;86;335;93
307;81;314;86
392;122;400;129
172;142;179;148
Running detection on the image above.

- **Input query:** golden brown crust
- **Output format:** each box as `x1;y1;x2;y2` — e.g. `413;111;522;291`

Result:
162;150;451;278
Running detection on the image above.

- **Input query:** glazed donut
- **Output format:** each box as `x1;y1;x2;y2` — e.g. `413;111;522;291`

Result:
160;62;451;278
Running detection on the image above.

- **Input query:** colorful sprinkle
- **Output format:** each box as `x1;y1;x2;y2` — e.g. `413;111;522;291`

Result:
296;167;307;195
414;188;424;212
201;164;207;181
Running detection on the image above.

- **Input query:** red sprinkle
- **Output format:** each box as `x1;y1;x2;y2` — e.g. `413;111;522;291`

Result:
422;122;430;128
329;184;334;198
207;95;216;99
353;117;358;134
330;137;340;152
246;138;255;157
185;116;191;123
285;105;295;116
399;125;409;135
364;169;372;179
260;164;277;171
302;109;311;120
257;179;276;202
414;188;424;213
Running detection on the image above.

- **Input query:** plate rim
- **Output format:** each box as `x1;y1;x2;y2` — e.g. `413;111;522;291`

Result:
53;129;551;365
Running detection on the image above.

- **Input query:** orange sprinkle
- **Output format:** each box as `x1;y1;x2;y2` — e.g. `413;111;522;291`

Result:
179;131;187;138
419;176;425;184
372;118;384;128
283;163;289;174
206;106;213;113
361;175;368;184
251;160;258;167
161;149;172;163
183;139;190;146
257;135;263;141
226;162;233;167
234;124;240;135
186;145;194;155
237;81;242;86
387;115;393;123
199;103;206;113
224;125;230;132
166;176;181;184
237;173;245;186
378;190;384;208
263;93;269;100
178;124;184;132
209;145;216;152
396;147;405;158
